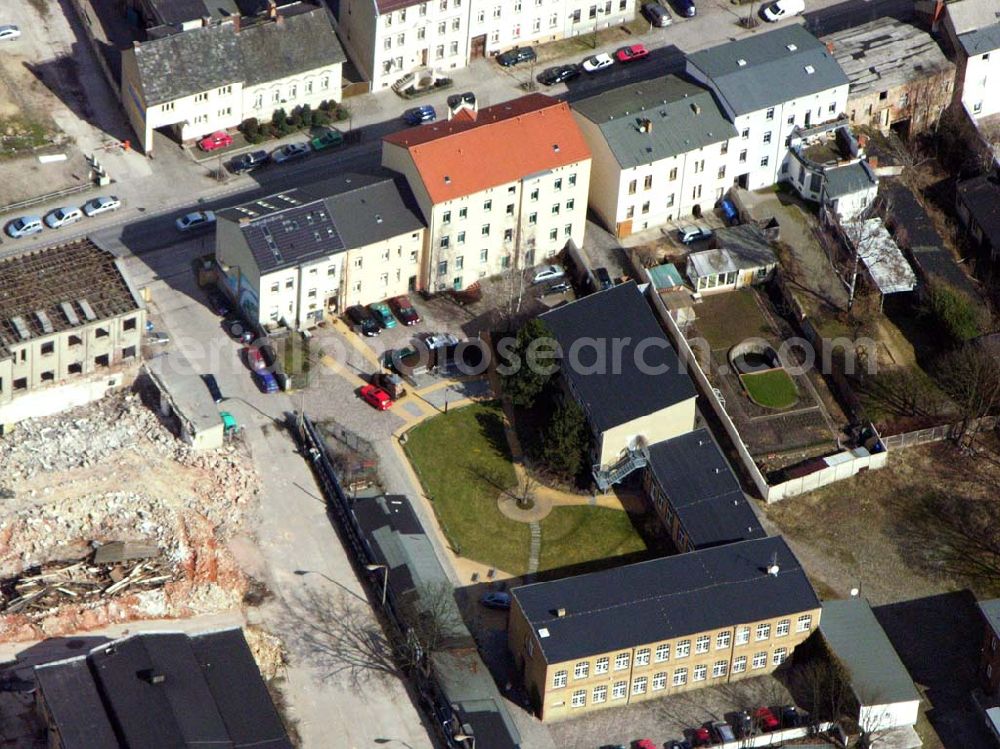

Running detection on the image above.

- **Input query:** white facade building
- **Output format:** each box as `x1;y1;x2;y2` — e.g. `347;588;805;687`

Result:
686;25;850;191
382;94;591;292
337;0;469;91
572;75;738;238
942;0;1000;120
122;4;345;154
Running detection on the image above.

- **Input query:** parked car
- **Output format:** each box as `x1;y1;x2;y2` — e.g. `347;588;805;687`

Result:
369;302;397;329
735;710;754;738
6;216;43;238
44;206;83;229
447;91;477;110
479;591;512;610
677;225;713;244
389;295;421;325
245;346;266;371
754;706;780;732
762;0;805;21
690;726;712;746
615;43;649;63
667;741;693;749
175;210;216;232
255;370;279;393
205;287;231;316
230;150;269;173
424;332;459;350
198;131;233;152
634;741;657;749
201;374;224;403
537;64;580;86
642;1;672;25
718;196;740;225
581;52;614;73
146;331;170;345
0;25;21;41
224;318;255;344
781;705;802;727
711;720;736;743
360;383;394;410
543;281;571;296
672;0;697;16
346;305;380;336
496;46;536;67
310;127;344;151
532;264;565;284
373;371;407;400
590;266;613;291
271;142;310;164
82;195;122;216
403;105;436;125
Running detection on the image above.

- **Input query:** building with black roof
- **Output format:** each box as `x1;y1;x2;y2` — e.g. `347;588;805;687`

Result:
215;173;426;329
643;428;765;552
956;175;1000;262
507;536;820;720
34;628;291;749
539;281;697;482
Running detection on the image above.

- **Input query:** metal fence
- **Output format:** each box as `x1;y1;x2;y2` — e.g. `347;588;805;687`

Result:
881;416;997;450
1;183;92;214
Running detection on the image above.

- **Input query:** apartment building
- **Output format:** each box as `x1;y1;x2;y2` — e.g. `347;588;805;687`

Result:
941;0;1000;120
572;75;739;238
508;536;821;721
0;240;146;432
336;0;469;91
382;94;591;292
824;18;955;137
979;599;1000;698
539;281;697;480
215;174;426;328
686;26;850;190
121;3;345;154
467;0;636;59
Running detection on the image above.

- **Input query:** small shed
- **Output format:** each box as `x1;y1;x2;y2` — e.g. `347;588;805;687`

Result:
144;353;224;450
823;161;878;221
647;262;696;327
820;598;922;738
686;241;778;294
844;218;917;306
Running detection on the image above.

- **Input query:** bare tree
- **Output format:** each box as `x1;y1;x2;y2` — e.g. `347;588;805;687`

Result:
492;267;527;333
933;343;1000;446
856;693;895;749
504;471;539;510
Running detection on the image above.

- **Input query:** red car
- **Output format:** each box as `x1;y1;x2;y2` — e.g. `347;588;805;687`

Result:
615;43;649;63
635;741;657;749
691;726;712;746
754;706;780;732
198;131;233;151
360;384;394;410
245;346;266;371
389;295;421;326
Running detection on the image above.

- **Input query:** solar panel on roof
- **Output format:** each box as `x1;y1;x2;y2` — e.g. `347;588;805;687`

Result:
78;299;97;321
35;310;54;334
60;302;80;326
10;316;31;341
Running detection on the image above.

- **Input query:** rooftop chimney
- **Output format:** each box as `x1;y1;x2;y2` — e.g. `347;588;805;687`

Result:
138;669;166;685
766;551;780;577
691;103;701;115
555;607;567;618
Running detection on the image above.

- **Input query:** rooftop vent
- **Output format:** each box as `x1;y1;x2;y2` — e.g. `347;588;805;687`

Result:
35;310;53;335
786;43;797;51
60;302;80;326
767;551;780;576
691;103;701;115
375;214;383;224
553;144;560;152
737;58;747;67
555;607;567;618
804;64;815;75
444;175;451;184
538;628;550;638
137;669;166;685
10;316;30;341
78;299;96;322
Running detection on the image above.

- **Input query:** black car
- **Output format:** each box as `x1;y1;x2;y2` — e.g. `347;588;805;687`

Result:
642;1;672;25
346;305;380;336
672;0;696;16
230;150;269;173
446;91;476;110
201;374;224;403
537;64;580;86
588;266;613;291
496;46;536;67
224;317;255;344
205;287;231;316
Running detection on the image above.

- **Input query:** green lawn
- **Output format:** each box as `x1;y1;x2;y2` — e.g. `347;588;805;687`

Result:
695;289;775;349
741;369;799;409
404;402;530;574
404;402;650;575
538;506;647;573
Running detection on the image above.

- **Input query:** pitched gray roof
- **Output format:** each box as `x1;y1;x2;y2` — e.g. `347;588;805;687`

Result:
317;173;426;250
980;599;1000;638
512;536;819;665
646;429;766;549
540;281;697;432
820;599;921;705
572;76;737;168
686;25;849;116
824;161;877;199
957;175;1000;243
133;7;345;106
960;25;1000;55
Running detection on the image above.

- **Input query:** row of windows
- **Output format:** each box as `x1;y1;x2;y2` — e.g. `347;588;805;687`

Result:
6;350;128;392
563;650;791;706
384;0;462;26
551;618;811;688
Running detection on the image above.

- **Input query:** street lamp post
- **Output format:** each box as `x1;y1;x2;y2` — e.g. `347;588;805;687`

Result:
591;9;604;49
366;563;389;607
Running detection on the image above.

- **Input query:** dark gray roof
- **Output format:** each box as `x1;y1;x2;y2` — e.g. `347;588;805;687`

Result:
958;175;1000;243
959;24;1000;56
572;76;737;168
646;429;766;549
686;26;849;116
820;599;921;705
133;7;345;106
713;223;775;256
980;599;1000;637
540;281;696;432
824;161;877;199
34;657;118;749
35;629;291;749
219;175;425;273
511;536;819;664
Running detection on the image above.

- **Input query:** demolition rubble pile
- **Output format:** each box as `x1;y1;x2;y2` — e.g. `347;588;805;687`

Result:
0;391;262;641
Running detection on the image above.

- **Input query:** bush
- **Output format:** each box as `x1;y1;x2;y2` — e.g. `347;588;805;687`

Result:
500;319;558;408
239;117;260;142
312;109;332;126
299;103;313;129
542;398;589;480
921;280;986;346
335;106;350;122
288;106;302;129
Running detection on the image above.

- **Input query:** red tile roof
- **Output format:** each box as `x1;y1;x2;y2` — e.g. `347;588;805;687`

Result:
383;94;591;204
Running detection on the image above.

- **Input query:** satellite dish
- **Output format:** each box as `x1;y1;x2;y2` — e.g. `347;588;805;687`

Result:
850;588;860;597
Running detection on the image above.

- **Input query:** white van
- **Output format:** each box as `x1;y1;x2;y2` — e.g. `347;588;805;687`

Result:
762;0;804;22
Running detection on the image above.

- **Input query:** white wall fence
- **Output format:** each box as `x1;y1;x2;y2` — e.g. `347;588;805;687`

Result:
882;416;997;450
717;722;835;749
766;449;889;502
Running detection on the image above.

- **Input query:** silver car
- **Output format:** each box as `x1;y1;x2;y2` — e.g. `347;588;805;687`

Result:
83;195;122;216
6;216;43;238
175;210;216;232
45;206;83;228
271;142;310;164
0;25;21;41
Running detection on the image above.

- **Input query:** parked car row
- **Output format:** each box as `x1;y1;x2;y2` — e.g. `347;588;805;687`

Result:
618;704;803;748
535;43;650;86
5;195;122;239
345;295;422;336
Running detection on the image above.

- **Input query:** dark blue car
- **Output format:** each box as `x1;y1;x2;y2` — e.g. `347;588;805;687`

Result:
672;0;696;16
403;105;436;126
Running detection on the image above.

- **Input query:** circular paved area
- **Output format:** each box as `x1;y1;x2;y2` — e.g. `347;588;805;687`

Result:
497;493;553;522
